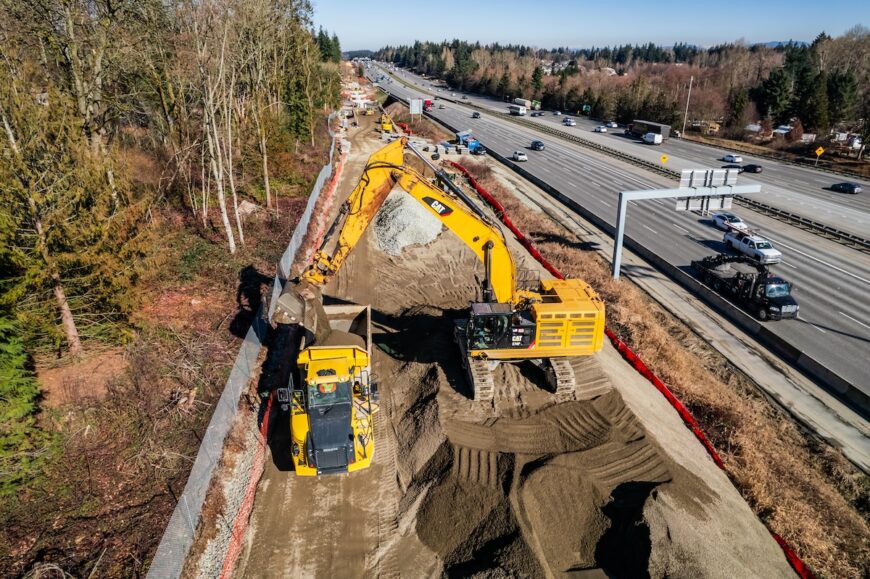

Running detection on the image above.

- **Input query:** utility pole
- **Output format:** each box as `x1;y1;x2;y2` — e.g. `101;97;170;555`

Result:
681;75;693;138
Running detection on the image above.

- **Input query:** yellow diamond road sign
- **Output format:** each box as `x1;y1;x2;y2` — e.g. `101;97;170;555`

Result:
816;146;825;156
660;154;669;164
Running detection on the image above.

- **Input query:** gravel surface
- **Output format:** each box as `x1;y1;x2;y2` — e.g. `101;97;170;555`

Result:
374;189;443;255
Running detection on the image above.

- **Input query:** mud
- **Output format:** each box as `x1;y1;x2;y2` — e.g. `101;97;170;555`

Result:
236;128;794;578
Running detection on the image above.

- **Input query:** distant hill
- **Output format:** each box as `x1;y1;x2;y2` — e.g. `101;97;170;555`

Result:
344;50;373;59
762;40;808;47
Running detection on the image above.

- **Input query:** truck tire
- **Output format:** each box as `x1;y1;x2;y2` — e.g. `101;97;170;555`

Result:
757;307;769;321
713;279;722;291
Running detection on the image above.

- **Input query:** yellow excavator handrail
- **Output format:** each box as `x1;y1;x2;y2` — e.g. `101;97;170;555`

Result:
301;137;517;303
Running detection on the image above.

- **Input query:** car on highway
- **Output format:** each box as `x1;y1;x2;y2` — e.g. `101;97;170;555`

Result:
605;121;618;128
712;212;749;231
512;151;528;162
723;231;782;264
462;95;468;100
722;164;744;172
553;111;562;115
594;125;607;133
722;154;743;163
531;140;545;151
472;112;481;119
438;104;445;109
742;164;763;173
563;118;576;126
530;111;544;117
831;182;862;194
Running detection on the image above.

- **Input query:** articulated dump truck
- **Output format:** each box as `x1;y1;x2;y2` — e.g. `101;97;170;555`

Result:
274;283;377;476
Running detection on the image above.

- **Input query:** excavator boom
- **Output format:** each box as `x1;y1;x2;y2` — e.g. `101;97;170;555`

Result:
297;137;515;302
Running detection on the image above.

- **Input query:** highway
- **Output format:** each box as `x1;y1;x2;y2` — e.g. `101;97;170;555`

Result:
394;68;870;240
369;64;870;404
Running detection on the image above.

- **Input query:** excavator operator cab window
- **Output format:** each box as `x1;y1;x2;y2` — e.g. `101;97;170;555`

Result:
470;313;511;350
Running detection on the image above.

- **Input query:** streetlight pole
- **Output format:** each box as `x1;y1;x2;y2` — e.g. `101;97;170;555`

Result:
681;75;693;138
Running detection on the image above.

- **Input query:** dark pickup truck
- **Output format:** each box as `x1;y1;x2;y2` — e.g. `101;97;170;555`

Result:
691;254;799;321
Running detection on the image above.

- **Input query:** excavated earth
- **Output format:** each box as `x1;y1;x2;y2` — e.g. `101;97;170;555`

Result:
235;127;795;578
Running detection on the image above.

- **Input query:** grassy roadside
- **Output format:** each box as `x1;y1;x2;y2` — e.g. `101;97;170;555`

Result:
460;159;869;578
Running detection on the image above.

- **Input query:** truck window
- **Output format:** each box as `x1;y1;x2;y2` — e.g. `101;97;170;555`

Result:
756;241;773;250
308;380;352;407
765;284;791;298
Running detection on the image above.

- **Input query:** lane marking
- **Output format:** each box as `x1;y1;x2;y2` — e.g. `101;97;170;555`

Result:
765;235;870;286
839;312;870;331
642;224;659;234
810;323;827;334
780;261;798;269
672;223;689;233
600;200;612;208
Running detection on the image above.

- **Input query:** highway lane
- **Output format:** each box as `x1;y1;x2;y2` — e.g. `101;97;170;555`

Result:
372;65;870;397
388;67;870;238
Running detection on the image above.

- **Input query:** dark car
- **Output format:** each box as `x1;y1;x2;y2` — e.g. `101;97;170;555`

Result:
531;140;545;151
831;182;862;194
472;111;481;119
721;164;744;172
530;111;544;117
742;164;763;173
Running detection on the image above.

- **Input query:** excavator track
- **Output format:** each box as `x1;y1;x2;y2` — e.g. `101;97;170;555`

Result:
550;358;578;402
468;357;496;402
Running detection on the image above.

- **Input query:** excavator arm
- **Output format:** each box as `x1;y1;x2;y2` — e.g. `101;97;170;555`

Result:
300;137;516;303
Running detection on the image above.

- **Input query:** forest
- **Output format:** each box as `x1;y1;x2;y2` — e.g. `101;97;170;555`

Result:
375;28;869;137
0;0;340;517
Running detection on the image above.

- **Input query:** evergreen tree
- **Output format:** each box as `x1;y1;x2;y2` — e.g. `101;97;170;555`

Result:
827;71;858;123
532;66;543;93
725;87;748;128
0;311;52;496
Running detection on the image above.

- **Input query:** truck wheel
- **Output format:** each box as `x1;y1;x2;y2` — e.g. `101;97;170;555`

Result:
757;308;768;321
713;279;722;291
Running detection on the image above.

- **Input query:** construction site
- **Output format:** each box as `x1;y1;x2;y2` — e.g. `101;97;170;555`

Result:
182;88;825;578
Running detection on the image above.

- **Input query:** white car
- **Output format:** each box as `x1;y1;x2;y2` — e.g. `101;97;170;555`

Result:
723;154;743;163
723;231;782;264
563;118;576;126
594;126;607;133
554;111;562;116
712;212;749;231
512;151;528;162
606;121;618;128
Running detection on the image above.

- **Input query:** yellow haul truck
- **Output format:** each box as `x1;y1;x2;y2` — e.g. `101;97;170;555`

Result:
278;302;377;476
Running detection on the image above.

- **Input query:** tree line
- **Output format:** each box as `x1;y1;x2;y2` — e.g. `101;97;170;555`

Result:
0;0;342;488
375;28;868;134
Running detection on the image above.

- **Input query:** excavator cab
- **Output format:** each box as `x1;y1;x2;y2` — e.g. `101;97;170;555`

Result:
464;303;535;351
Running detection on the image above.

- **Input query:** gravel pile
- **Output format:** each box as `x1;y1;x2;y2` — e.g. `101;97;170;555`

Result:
374;188;443;255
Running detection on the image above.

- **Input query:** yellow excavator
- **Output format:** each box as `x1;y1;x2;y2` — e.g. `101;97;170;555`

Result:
379;113;393;132
274;137;605;411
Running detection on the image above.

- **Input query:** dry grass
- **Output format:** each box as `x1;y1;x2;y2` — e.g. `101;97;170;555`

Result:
460;160;870;578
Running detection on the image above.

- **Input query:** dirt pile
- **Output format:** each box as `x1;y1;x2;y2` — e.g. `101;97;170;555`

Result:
373;188;444;255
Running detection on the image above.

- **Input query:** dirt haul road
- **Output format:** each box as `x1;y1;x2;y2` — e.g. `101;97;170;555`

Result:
235;128;794;578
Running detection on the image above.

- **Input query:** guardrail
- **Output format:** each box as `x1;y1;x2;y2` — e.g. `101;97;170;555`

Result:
375;67;870;253
680;133;869;181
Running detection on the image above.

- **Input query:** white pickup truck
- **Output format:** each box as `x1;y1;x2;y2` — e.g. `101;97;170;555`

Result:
723;231;782;264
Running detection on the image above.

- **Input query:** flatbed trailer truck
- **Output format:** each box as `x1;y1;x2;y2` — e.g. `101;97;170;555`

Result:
691;254;799;321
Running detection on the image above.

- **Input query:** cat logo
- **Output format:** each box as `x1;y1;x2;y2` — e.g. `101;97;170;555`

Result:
422;196;453;216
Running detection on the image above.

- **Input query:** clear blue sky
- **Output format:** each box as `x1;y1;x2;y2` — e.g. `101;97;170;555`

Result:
312;0;868;52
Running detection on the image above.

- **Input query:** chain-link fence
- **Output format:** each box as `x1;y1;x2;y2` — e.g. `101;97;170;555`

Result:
147;114;339;579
